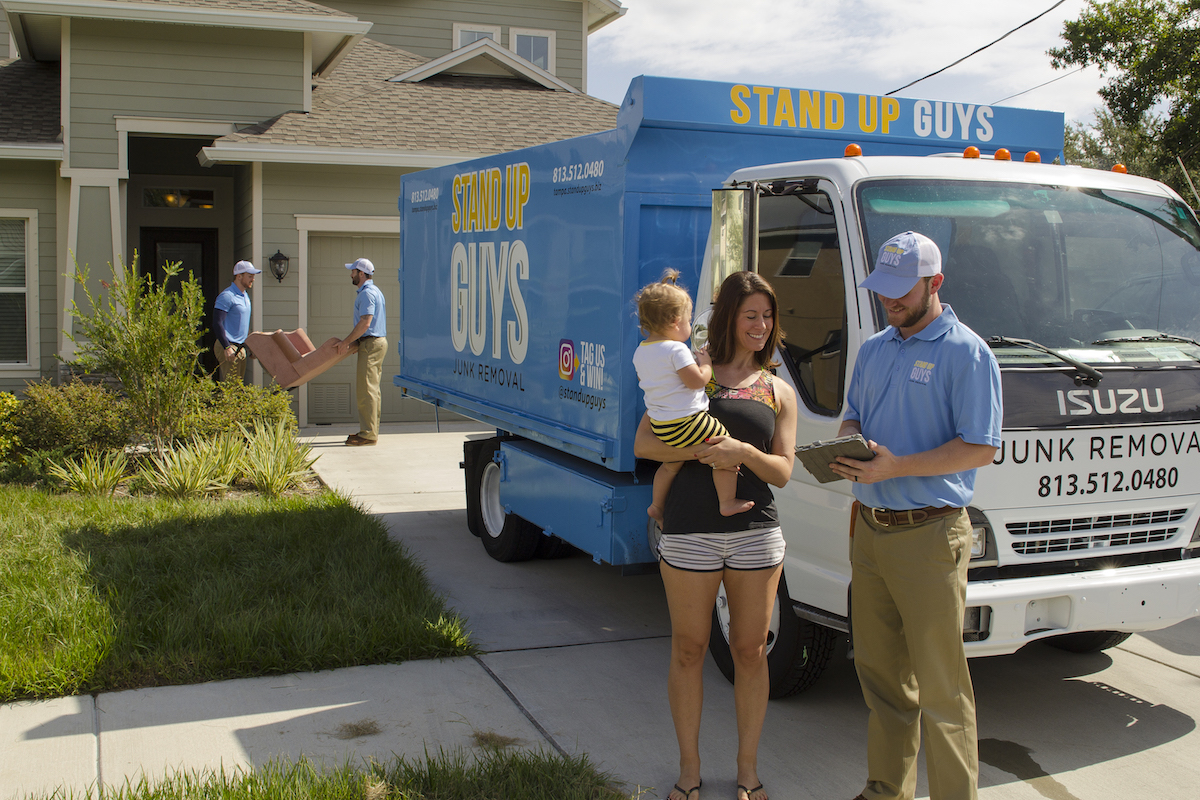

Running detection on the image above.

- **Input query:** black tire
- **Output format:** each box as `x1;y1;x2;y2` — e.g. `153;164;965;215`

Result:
475;443;541;562
535;534;574;559
462;438;492;537
1045;630;1132;653
709;571;836;698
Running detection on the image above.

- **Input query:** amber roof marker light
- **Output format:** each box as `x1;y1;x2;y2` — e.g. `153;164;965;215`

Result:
844;143;863;157
963;146;981;158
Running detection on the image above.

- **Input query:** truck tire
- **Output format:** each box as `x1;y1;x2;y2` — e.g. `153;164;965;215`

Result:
708;571;836;698
1045;630;1132;653
535;534;574;559
462;438;493;538
476;444;541;562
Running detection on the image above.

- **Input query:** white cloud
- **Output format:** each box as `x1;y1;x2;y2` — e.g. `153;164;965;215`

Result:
590;0;1107;124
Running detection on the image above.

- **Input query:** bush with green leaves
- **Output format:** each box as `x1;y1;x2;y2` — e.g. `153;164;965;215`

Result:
180;380;296;441
66;255;206;447
241;418;318;497
10;378;134;457
47;449;128;495
0;392;17;461
137;439;234;499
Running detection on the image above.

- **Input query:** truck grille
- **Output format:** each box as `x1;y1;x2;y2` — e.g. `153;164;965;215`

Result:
1006;508;1187;555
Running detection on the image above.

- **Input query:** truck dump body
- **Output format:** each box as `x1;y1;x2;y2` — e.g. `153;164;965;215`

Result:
396;76;1065;476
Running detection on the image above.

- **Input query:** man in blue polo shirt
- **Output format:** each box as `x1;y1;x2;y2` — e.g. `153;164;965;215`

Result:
213;259;260;382
830;231;1002;800
336;257;387;446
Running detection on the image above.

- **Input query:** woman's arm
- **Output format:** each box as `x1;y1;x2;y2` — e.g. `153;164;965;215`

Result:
695;379;798;488
634;413;702;463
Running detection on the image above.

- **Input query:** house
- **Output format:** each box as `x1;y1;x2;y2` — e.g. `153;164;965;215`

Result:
0;0;623;425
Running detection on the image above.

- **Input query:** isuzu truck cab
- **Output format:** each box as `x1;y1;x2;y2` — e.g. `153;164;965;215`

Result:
396;76;1200;695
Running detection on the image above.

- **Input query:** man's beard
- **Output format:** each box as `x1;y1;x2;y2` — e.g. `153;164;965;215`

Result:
890;283;932;329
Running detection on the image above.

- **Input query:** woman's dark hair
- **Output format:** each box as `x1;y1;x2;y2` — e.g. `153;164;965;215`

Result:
706;271;782;369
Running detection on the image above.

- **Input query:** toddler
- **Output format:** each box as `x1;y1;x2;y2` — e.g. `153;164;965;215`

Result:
633;270;754;522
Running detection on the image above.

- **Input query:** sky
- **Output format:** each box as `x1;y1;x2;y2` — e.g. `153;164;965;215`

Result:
586;0;1109;127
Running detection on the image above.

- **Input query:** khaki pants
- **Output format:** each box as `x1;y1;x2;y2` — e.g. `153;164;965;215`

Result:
851;506;978;800
355;336;387;441
213;341;247;383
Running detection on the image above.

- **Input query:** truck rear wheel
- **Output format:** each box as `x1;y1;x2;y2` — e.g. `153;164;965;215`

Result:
708;571;835;698
476;442;541;562
1045;630;1132;653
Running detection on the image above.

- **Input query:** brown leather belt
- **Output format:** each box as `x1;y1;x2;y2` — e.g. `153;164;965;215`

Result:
868;505;962;527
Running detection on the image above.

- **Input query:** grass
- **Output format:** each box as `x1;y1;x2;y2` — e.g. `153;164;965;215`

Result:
0;485;473;702
24;749;637;800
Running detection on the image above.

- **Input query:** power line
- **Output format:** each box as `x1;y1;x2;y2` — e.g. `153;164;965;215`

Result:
992;65;1086;104
886;0;1068;96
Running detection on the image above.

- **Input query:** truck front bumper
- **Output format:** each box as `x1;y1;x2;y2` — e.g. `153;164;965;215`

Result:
963;555;1200;657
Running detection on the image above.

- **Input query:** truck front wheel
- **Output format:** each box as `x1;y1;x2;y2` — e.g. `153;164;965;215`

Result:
708;571;836;698
1045;630;1132;653
476;443;541;562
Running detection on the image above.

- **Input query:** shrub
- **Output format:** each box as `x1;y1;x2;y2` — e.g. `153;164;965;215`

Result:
179;380;296;441
65;255;206;446
46;449;128;495
241;418;319;497
0;447;69;486
0;392;17;460
10;379;134;457
138;440;232;499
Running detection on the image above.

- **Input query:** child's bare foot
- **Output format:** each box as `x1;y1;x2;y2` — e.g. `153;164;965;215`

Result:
648;504;664;523
719;499;754;517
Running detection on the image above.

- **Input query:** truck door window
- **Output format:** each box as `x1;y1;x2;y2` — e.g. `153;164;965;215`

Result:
758;191;847;414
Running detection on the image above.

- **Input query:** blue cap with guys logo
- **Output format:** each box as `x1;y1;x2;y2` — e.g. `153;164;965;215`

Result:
859;230;942;299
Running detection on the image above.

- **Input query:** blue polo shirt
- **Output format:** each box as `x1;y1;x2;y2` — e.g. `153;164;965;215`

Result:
214;283;251;344
354;279;387;337
845;304;1002;510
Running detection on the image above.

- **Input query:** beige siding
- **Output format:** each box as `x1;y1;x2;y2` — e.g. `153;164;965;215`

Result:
69;19;305;169
258;163;439;422
325;0;586;90
0;14;10;60
0;160;57;390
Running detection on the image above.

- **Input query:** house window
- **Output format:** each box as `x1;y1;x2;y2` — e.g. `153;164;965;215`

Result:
143;188;215;209
510;27;555;73
453;22;501;49
0;213;35;367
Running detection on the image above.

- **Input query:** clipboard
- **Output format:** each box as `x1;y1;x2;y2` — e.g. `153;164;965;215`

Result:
795;434;875;483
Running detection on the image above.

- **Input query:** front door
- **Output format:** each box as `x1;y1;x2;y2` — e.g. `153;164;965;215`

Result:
139;227;219;372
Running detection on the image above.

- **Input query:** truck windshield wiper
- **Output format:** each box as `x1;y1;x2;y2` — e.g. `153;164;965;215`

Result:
1092;332;1200;347
985;336;1103;386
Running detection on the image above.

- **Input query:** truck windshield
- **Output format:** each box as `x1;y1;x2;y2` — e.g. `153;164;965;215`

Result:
857;179;1200;366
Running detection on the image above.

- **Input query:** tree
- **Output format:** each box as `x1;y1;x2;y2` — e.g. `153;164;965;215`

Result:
65;255;206;448
1051;0;1200;194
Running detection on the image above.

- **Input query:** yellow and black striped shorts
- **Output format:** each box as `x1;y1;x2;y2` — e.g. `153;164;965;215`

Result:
650;411;729;448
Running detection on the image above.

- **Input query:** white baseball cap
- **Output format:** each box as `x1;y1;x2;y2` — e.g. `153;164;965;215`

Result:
345;258;374;275
233;260;261;275
860;231;942;299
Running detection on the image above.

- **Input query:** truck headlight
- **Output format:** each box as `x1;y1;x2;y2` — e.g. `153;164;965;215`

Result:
967;507;997;566
1188;516;1200;550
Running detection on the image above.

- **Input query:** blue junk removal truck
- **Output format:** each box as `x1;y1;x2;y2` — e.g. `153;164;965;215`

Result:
398;76;1200;695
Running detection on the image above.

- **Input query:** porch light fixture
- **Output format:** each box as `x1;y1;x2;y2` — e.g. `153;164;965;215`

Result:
268;250;289;282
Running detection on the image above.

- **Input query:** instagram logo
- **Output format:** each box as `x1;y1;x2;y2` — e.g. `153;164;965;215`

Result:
558;339;576;380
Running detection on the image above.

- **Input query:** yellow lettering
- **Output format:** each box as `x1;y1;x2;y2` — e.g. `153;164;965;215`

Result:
516;162;530;230
825;93;845;130
798;90;821;128
488;167;502;232
730;85;751;124
753;86;774;125
774;88;796;127
452;174;462;233
858;95;878;134
479;169;491;232
468;172;480;233
881;97;900;134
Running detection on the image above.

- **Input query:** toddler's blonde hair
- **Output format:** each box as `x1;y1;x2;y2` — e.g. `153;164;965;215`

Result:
635;269;691;336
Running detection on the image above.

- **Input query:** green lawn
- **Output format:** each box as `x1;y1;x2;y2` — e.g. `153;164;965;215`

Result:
0;486;473;701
